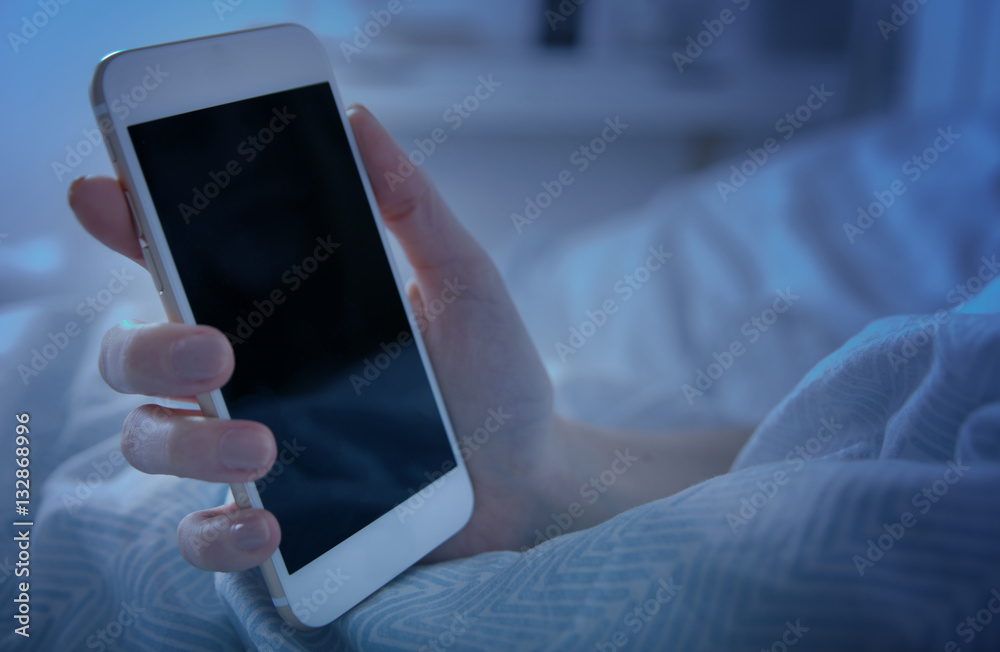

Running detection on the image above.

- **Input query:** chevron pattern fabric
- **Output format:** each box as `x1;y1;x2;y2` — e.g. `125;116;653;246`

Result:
4;113;1000;651
217;307;1000;651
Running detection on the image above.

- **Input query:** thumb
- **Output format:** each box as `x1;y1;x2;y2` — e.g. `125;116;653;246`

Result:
347;105;494;290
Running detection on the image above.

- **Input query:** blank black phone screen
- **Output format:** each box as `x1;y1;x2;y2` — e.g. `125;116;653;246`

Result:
129;83;456;574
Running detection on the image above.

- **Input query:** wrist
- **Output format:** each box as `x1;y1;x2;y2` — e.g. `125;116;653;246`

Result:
519;416;630;547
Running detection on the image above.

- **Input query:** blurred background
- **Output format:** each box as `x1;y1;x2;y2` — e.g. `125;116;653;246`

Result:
1;0;998;392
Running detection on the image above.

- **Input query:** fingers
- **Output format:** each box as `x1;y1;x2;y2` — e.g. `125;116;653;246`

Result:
178;503;280;571
68;176;145;267
405;279;424;319
100;321;234;397
347;105;496;289
68;161;280;576
122;404;275;482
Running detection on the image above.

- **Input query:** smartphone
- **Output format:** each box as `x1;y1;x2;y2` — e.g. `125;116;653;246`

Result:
89;24;473;629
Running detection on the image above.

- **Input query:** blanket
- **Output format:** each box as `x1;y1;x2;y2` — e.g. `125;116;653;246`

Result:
3;110;998;651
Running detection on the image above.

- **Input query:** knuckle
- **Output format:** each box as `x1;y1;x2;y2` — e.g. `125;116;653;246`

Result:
121;404;170;471
98;326;123;389
179;511;233;570
178;515;208;567
100;322;145;394
120;409;143;465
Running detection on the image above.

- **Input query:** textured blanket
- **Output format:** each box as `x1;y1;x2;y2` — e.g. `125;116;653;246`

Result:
3;110;998;651
218;297;1000;651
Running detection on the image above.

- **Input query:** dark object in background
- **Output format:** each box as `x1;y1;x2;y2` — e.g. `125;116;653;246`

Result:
541;0;584;47
756;0;854;53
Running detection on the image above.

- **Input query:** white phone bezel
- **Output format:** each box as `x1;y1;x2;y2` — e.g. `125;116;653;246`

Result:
90;24;473;629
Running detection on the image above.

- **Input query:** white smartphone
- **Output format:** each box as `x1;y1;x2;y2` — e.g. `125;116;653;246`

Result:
90;24;473;629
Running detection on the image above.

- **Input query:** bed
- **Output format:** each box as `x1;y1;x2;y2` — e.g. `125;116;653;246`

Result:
3;108;999;651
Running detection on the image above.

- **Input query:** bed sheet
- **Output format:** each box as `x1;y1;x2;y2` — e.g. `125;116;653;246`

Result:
2;109;999;650
507;111;1000;432
221;301;1000;651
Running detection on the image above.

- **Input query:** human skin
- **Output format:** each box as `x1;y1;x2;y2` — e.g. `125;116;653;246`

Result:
68;105;752;572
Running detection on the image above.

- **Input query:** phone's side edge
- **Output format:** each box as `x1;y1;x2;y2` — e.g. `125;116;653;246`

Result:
92;52;295;625
88;25;474;632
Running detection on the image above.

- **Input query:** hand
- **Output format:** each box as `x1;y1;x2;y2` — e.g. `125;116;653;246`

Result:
69;105;563;572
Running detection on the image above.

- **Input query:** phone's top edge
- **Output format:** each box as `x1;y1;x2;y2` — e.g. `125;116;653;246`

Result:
89;23;317;111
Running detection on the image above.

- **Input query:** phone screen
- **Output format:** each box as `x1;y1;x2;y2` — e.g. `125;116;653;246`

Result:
128;83;457;574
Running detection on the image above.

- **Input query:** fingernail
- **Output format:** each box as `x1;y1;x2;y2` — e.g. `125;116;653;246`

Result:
68;175;86;200
231;517;270;550
219;429;273;470
169;333;229;380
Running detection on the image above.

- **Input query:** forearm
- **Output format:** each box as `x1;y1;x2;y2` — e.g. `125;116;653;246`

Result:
540;416;754;533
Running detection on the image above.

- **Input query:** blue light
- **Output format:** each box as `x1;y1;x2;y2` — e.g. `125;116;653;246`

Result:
0;307;34;355
0;238;63;275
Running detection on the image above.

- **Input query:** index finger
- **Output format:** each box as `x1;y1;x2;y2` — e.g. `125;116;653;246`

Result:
68;175;146;268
